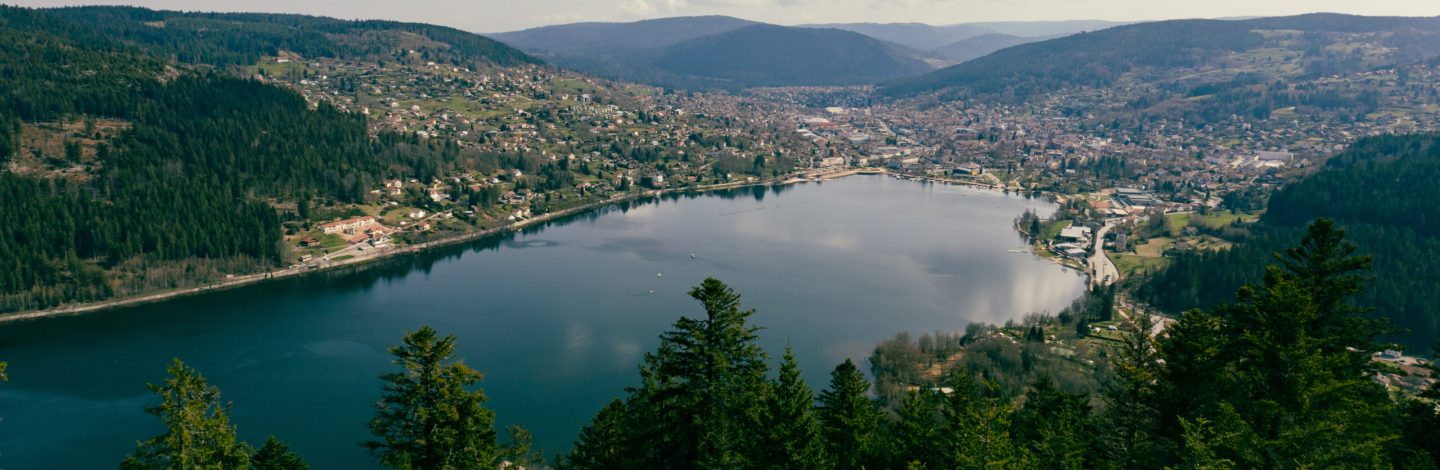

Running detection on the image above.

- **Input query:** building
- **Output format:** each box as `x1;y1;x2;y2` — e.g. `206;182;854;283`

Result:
320;216;378;235
1059;226;1093;243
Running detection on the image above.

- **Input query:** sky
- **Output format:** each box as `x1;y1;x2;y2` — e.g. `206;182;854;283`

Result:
11;0;1440;33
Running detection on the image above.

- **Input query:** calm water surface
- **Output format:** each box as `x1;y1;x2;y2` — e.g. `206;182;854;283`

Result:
0;176;1085;468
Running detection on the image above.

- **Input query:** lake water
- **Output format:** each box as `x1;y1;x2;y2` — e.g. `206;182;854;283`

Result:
0;176;1085;468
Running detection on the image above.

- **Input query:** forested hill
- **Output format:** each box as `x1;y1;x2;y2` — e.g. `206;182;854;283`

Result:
1;5;539;69
1136;133;1440;350
880;13;1440;100
491;18;934;90
0;7;492;310
653;25;933;88
488;16;760;58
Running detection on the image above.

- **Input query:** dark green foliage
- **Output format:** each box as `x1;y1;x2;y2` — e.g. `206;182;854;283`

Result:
756;346;828;469
632;278;769;468
817;359;881;469
1139;134;1440;350
936;374;1027;469
883;19;1266;99
0;7;522;310
564;400;633;470
364;326;499;469
653;24;933;88
251;436;308;470
566;278;770;469
1106;220;1413;468
122;359;252;469
882;14;1440;100
1011;379;1091;469
885;390;942;468
1;5;537;70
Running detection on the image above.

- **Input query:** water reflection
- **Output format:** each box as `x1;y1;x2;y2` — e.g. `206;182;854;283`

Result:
0;176;1085;469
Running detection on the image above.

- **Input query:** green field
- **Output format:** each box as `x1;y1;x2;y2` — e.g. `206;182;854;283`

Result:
1114;253;1171;277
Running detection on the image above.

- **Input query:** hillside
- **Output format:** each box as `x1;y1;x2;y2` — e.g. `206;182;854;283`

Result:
488;16;758;57
881;13;1440;100
11;6;539;69
1136;133;1440;350
492;19;934;90
962;19;1127;37
653;24;933;88
799;22;995;50
932;33;1038;63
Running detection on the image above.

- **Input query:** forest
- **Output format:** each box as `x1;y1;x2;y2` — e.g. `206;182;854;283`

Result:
0;7;549;311
108;225;1440;468
881;13;1440;100
0;5;538;70
1138;133;1440;350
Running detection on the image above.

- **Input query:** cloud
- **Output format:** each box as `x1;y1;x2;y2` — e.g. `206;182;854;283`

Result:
619;0;689;17
619;0;813;17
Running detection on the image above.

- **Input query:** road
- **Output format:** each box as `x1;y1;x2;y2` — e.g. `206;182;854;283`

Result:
1090;220;1120;288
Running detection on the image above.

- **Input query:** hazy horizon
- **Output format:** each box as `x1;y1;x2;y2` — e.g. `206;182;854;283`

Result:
8;1;1440;34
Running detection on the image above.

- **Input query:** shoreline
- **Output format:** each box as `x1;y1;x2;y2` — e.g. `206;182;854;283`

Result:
0;168;872;324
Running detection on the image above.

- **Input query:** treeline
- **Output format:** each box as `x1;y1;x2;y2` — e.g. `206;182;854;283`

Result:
1138;133;1440;349
0;5;538;70
881;19;1266;100
107;236;1440;468
881;13;1440;101
0;10;549;310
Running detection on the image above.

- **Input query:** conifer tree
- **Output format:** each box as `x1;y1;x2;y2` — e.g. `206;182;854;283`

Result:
620;278;770;468
1098;312;1166;468
818;359;880;470
886;390;941;469
122;359;251;469
1012;379;1089;469
363;326;498;469
251;436;308;470
757;345;828;469
565;399;633;470
938;374;1027;469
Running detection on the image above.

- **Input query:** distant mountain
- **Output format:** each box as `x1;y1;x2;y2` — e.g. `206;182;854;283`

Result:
798;22;996;50
932;33;1042;63
23;6;539;68
653;24;933;87
803;20;1126;51
881;13;1440;100
959;20;1128;38
491;19;934;89
488;16;759;58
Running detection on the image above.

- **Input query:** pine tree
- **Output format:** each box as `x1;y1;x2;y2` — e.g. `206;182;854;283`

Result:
121;359;251;469
938;374;1027;469
565;399;633;470
1272;218;1387;374
757;345;828;469
621;278;769;468
1097;312;1167;468
1012;379;1089;469
251;436;308;470
886;390;941;469
817;359;880;470
1138;219;1402;467
363;326;498;469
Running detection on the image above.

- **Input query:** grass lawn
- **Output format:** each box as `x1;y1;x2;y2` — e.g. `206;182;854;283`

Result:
1165;213;1190;236
318;234;350;249
1043;219;1072;240
1194;210;1261;229
1134;237;1175;257
1114;254;1171;277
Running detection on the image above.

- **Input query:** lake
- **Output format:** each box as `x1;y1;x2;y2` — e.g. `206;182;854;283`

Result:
0;175;1086;468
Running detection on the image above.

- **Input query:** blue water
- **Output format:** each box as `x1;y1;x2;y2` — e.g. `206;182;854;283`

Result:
0;176;1085;468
